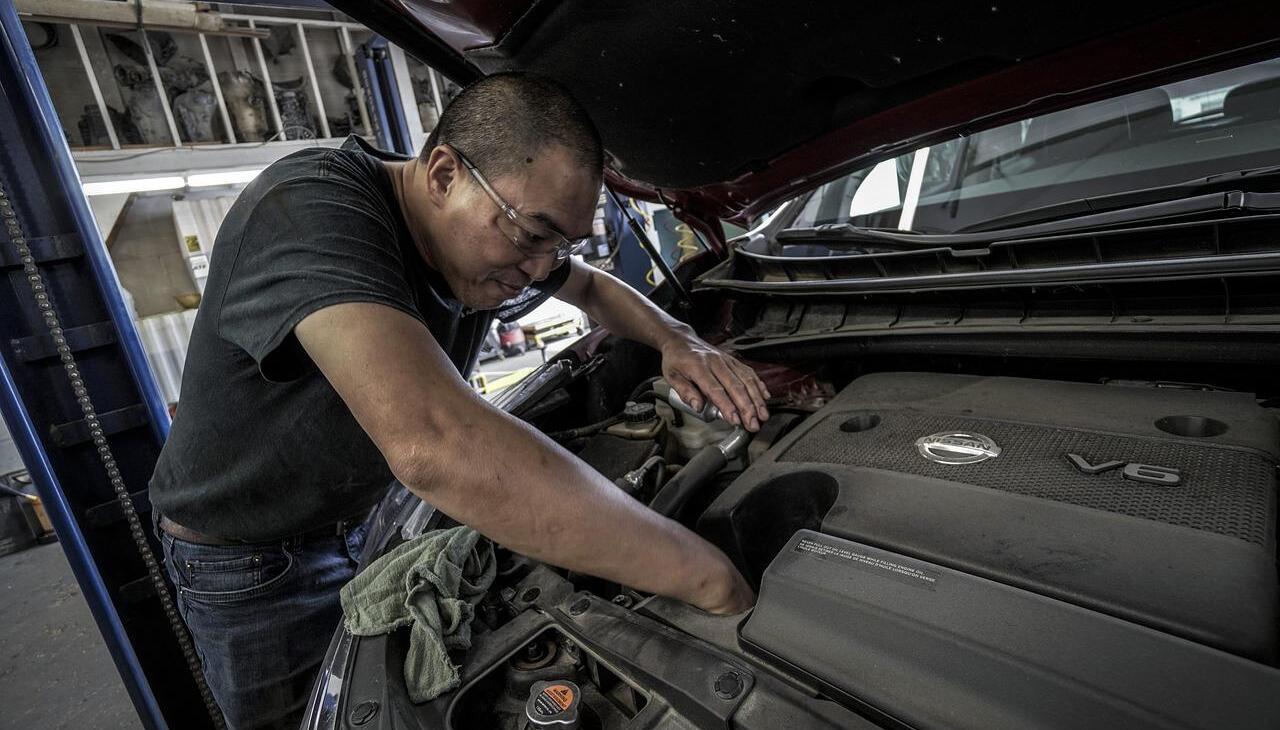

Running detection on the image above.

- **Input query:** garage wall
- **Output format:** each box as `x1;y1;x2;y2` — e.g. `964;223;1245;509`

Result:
106;187;246;319
107;192;199;318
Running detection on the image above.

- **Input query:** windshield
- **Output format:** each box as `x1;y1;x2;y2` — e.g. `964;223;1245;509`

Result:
789;56;1280;234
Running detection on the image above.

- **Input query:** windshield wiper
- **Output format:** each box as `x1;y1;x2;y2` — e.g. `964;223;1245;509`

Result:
955;164;1280;234
774;224;943;249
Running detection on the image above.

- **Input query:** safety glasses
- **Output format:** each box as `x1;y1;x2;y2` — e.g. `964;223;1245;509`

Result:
446;144;591;261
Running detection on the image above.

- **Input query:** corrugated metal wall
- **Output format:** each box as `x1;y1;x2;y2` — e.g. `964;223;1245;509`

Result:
136;310;198;407
171;195;236;293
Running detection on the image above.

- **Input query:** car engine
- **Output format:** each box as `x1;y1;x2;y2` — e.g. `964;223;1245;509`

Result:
333;369;1280;729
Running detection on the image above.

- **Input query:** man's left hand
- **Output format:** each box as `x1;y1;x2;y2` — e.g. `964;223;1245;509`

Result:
660;335;771;432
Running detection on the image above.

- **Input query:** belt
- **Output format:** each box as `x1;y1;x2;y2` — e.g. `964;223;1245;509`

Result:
158;513;369;546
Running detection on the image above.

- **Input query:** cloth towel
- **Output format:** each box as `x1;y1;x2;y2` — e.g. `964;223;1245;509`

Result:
340;525;496;702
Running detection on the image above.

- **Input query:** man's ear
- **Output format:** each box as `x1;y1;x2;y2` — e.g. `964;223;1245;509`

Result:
423;145;461;207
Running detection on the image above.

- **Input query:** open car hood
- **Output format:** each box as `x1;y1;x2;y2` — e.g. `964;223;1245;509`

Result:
334;0;1280;225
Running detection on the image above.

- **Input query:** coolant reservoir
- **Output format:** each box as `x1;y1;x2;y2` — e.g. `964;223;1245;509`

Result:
654;399;736;459
604;401;664;440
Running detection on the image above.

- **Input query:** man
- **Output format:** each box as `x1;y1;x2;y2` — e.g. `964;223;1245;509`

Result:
150;73;765;728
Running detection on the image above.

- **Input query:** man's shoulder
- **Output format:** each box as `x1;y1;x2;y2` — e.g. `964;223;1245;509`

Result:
208;140;400;272
225;143;393;236
256;141;382;193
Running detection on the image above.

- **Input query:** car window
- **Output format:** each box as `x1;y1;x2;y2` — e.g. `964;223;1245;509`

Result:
790;55;1280;233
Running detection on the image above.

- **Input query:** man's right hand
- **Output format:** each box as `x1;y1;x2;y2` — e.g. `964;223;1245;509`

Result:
689;554;756;615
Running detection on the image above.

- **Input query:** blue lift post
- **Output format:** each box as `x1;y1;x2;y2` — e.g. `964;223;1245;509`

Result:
358;36;416;155
0;2;218;727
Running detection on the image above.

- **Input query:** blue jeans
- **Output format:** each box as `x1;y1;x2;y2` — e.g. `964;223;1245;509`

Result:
158;521;368;730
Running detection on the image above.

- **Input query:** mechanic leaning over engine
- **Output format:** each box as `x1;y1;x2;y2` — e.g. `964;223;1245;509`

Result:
146;72;766;729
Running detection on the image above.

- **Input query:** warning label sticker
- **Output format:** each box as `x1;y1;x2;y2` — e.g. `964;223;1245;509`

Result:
795;537;941;591
533;684;575;716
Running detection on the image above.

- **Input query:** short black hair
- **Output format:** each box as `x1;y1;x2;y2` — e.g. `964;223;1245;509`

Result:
423;72;603;181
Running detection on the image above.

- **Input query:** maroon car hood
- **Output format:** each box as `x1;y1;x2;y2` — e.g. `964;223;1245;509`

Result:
335;0;1280;228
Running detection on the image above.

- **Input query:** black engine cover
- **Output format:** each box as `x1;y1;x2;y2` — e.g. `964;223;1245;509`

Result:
741;530;1280;730
700;372;1279;661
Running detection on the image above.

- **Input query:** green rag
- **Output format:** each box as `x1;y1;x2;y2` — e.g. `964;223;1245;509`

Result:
340;525;496;703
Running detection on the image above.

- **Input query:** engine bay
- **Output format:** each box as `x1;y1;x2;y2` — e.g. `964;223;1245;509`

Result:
333;362;1280;729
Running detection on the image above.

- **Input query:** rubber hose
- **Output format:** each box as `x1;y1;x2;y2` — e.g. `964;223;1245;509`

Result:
546;414;624;442
648;444;728;518
627;376;662;402
630;390;661;404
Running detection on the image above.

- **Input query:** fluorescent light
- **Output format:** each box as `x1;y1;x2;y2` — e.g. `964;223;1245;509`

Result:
82;176;186;196
186;169;264;188
81;168;264;197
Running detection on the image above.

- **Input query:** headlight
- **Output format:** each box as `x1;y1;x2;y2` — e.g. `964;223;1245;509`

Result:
299;629;354;730
299;482;430;729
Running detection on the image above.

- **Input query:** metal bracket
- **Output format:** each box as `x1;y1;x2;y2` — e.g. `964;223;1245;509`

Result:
50;403;150;447
0;233;83;268
85;488;151;528
10;320;116;362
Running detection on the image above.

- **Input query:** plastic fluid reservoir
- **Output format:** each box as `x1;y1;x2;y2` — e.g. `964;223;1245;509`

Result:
605;401;665;440
654;400;735;459
524;679;581;729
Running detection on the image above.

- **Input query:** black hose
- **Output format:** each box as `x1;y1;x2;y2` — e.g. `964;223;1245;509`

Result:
546;381;662;441
627;376;662;402
648;444;728;518
631;390;661;404
633;456;666;490
614;456;666;498
546;414;624;442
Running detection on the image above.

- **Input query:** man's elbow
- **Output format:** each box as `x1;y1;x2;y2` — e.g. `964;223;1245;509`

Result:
382;404;494;496
385;438;441;495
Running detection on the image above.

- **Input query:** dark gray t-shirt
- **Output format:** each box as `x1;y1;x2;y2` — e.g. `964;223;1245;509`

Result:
149;136;568;541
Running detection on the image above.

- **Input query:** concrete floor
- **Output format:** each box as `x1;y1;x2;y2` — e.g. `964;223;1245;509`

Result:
475;338;575;388
0;543;142;729
476;345;552;374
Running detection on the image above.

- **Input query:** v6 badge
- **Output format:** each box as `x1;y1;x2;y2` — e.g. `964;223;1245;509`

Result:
1066;453;1182;486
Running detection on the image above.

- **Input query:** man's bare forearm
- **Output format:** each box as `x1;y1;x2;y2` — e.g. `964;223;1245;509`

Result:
298;302;753;613
395;389;742;607
560;263;771;431
567;264;697;352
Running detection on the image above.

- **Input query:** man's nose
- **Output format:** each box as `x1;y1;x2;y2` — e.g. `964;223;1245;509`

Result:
518;254;558;283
